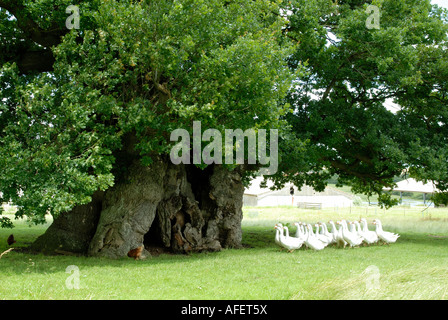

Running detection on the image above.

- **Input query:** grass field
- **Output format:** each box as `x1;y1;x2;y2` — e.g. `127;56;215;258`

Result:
0;205;447;300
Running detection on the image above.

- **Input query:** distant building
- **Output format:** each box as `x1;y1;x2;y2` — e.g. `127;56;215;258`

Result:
243;177;354;208
383;178;438;206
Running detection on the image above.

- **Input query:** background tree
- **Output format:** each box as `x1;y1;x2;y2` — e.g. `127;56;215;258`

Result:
270;0;448;207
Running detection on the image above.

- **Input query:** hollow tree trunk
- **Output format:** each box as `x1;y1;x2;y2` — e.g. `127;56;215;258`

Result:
31;157;245;258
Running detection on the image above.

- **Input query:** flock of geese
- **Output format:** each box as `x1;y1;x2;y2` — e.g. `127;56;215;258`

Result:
274;219;400;252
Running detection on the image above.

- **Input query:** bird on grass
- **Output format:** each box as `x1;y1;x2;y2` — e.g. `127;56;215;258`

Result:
7;234;16;246
127;245;144;260
338;220;363;248
373;219;400;245
274;225;304;253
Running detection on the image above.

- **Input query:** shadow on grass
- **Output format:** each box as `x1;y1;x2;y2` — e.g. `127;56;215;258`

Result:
0;226;276;277
1;222;446;277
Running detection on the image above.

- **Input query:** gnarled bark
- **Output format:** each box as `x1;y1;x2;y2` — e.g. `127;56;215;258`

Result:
30;191;104;254
31;157;245;259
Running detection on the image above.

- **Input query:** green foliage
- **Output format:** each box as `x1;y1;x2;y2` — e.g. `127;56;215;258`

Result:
0;217;13;228
270;0;448;208
0;0;297;225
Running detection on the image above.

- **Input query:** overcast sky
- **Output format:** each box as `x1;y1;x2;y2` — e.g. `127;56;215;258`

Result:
432;0;448;9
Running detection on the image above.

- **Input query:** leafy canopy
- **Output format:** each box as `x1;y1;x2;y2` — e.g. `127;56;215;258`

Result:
0;0;298;226
269;0;448;207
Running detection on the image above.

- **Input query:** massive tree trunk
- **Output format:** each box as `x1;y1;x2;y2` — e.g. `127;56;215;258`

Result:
31;157;245;258
30;191;104;255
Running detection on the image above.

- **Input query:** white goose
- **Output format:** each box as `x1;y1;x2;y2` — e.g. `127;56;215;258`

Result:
274;224;283;248
314;224;329;244
348;221;357;233
293;222;300;238
274;225;304;252
274;223;288;246
293;222;307;242
316;223;333;244
328;220;338;243
330;220;347;247
304;224;326;251
320;222;336;244
277;222;293;239
373;219;400;244
353;221;364;237
359;218;379;245
339;220;363;248
285;225;306;250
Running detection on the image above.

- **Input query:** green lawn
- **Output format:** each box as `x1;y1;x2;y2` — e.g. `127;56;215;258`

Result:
1;206;447;300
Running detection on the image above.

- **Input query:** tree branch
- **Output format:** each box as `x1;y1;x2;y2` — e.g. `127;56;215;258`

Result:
0;0;67;48
17;49;55;73
324;157;395;182
0;0;67;73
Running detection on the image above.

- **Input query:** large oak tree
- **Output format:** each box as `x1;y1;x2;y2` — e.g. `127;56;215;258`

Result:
0;0;296;257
